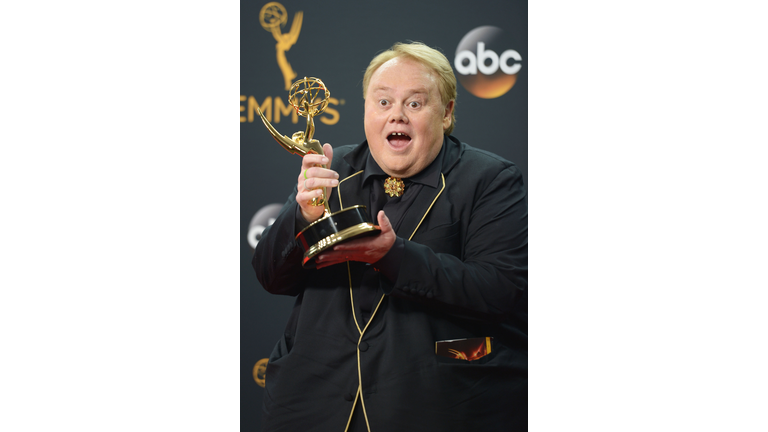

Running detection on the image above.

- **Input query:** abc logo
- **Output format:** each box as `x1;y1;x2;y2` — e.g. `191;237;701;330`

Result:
454;26;522;99
247;203;283;250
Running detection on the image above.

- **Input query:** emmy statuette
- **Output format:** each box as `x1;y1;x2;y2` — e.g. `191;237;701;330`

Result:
255;77;380;268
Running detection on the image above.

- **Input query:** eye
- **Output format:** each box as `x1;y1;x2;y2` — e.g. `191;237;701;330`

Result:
378;99;389;107
408;101;421;108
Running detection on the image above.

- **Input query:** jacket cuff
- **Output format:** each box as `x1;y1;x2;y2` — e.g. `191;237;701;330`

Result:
294;203;311;234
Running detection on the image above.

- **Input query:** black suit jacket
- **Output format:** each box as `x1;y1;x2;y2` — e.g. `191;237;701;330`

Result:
253;136;528;432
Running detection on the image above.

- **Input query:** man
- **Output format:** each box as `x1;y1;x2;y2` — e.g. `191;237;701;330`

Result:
253;42;527;432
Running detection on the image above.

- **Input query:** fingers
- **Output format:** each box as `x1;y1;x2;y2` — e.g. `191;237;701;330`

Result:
316;211;396;266
296;186;324;203
299;144;338;191
296;144;337;223
298;158;338;193
300;167;339;191
300;166;329;183
301;152;327;169
315;250;354;269
300;143;333;169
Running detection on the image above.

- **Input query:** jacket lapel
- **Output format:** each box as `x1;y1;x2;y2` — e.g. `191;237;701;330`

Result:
335;143;370;212
396;176;444;240
336;169;367;212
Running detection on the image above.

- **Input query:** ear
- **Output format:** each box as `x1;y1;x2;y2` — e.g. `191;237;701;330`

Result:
442;100;455;131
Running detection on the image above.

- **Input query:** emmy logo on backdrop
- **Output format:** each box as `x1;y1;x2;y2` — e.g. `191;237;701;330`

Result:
255;78;380;268
260;2;302;90
253;358;268;388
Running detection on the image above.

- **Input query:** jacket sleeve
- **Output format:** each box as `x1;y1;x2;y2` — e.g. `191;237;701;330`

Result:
379;163;528;320
252;145;357;296
251;187;309;296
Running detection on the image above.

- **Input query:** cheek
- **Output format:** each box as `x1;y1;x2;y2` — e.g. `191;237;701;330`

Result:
363;113;375;134
364;110;381;130
364;116;384;148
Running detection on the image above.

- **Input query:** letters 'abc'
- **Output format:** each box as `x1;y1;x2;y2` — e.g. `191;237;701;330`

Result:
455;42;522;76
453;26;522;99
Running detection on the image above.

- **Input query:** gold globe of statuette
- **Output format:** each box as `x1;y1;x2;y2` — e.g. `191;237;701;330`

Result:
259;2;288;31
288;77;330;118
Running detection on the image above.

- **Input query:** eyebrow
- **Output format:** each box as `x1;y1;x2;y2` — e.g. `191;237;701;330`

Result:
371;86;429;96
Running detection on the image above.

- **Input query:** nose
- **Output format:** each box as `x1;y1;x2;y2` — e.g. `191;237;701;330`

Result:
389;105;408;124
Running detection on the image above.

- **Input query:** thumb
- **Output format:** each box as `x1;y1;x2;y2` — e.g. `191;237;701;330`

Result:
377;210;392;233
323;143;334;167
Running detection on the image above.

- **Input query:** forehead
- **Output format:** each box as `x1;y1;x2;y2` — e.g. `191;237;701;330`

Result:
368;57;437;94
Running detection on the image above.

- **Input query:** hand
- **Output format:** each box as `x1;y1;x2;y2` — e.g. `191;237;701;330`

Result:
315;211;397;269
296;143;338;223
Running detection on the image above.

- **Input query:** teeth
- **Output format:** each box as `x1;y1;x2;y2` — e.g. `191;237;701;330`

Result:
391;133;407;136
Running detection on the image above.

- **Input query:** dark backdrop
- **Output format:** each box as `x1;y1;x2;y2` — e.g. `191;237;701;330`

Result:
241;0;527;429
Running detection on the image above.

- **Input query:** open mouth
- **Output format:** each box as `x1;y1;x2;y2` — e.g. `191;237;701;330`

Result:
387;132;411;149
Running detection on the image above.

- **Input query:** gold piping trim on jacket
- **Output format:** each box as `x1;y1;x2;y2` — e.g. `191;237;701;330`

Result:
343;387;361;432
339;169;446;432
345;262;386;432
408;173;445;241
337;170;364;210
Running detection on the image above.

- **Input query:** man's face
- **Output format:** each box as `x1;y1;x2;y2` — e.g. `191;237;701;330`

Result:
364;57;454;178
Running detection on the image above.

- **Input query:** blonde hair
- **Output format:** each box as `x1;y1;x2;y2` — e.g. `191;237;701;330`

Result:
363;42;457;135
